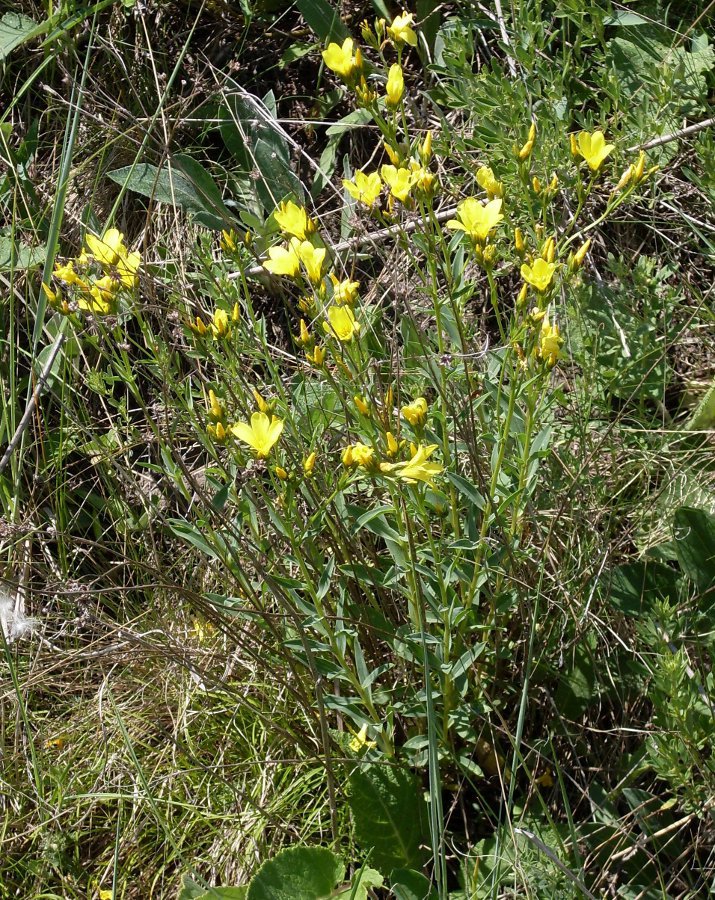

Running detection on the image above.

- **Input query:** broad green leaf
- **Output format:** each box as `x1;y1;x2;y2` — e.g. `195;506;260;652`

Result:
390;868;437;900
177;877;247;900
297;0;348;43
0;12;37;60
349;764;428;873
673;506;715;596
606;561;681;617
107;157;234;230
0;233;46;271
686;377;715;430
221;87;303;213
247;846;345;900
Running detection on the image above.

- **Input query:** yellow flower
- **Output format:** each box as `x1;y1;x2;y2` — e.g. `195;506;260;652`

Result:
306;345;326;366
189;315;208;336
349;442;375;467
303;452;317;476
343;170;382;207
384;141;401;166
207;421;228;442
420;130;433;163
221;229;237;252
53;259;86;288
387;11;417;47
115;250;141;289
446;197;503;243
99;890;114;900
85;227;127;267
517;122;536;161
252;387;269;413
380;443;443;485
354;395;370;415
521;258;557;292
542;236;556;263
409;161;436;194
329;273;360;305
323;305;359;341
322;38;360;80
634;150;646;182
264;239;301;277
274;200;315;241
514;227;525;255
571;238;591;269
210;308;231;338
297;318;311;346
476;165;503;199
386;63;404;107
80;275;117;314
532;175;542;194
569;132;579;157
349;723;376;752
296;241;326;284
385;431;400;457
231;412;284;458
614;164;634;192
208;389;224;420
232;302;240;323
401;396;427;426
380;164;413;203
576;130;615;172
537;313;562;367
275;465;289;480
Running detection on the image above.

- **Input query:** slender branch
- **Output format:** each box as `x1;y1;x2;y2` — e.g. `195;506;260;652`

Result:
628;116;714;152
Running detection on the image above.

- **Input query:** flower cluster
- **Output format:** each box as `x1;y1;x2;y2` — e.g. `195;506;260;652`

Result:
44;228;141;316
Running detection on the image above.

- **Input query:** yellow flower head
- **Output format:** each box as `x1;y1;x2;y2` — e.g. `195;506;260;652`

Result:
53;259;86;288
274;200;315;241
115;250;141;289
343;170;382;207
537;313;562;367
354;395;370;415
383;141;401;166
252;387;269;413
380;164;413;203
380;443;443;485
207;421;228;443
446;197;503;243
78;275;117;314
420;130;433;163
571;238;591;269
231;412;284;458
521;258;557;293
387;11;417;47
349;442;375;467
386;63;405;107
208;389;224;421
221;229;237;252
306;345;326;366
323;305;359;341
85;227;127;268
514;227;525;255
296;241;326;285
329;272;360;305
385;431;400;457
476;165;503;199
349;723;376;752
210;308;231;338
576;130;615;172
264;239;301;277
517;122;537;161
409;160;436;194
322;38;360;81
401;396;428;427
303;451;316;476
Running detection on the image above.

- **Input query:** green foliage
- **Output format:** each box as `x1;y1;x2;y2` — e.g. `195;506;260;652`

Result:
349;764;429;875
2;0;714;898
